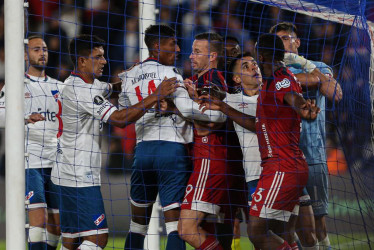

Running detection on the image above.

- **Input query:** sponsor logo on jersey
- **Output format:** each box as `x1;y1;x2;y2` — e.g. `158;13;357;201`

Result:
238;102;248;109
94;95;104;105
97;103;111;116
261;123;273;157
94;214;105;226
25;191;34;201
252;204;258;211
38;108;57;122
275;78;291;90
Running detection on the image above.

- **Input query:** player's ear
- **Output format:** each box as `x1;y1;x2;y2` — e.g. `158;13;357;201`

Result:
78;56;86;66
295;38;301;49
210;51;218;62
233;74;241;84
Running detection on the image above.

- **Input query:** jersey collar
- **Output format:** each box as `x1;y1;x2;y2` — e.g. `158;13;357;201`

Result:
25;73;48;82
71;72;91;83
143;57;159;63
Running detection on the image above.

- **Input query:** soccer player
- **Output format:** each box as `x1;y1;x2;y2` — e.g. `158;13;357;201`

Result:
246;33;320;249
270;22;342;249
51;34;176;250
177;32;244;250
200;52;263;250
118;25;226;250
0;35;62;250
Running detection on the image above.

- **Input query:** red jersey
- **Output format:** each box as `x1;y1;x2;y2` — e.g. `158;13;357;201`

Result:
190;68;228;92
256;66;305;167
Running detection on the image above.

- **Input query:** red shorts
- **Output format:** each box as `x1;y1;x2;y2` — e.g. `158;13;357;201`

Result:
249;160;308;222
181;133;232;216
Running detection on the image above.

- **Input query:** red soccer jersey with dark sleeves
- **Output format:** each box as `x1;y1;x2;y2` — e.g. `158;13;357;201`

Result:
189;68;228;91
255;66;306;168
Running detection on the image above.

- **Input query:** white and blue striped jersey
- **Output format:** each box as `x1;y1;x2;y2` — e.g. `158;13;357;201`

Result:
0;74;64;169
224;92;261;182
51;73;116;187
118;58;226;144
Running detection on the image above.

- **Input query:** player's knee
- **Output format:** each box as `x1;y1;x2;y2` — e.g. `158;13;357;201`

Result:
177;219;194;242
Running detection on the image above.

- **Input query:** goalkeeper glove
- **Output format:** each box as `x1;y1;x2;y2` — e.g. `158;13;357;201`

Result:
284;52;316;73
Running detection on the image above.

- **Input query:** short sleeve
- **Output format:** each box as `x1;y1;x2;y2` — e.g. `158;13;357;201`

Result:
274;74;300;105
78;88;117;122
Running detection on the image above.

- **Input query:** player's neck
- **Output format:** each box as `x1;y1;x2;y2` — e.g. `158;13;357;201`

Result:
263;62;283;77
243;85;259;96
74;67;94;84
197;63;217;78
26;67;45;78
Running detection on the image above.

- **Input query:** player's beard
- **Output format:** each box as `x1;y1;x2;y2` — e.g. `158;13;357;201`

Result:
29;58;47;71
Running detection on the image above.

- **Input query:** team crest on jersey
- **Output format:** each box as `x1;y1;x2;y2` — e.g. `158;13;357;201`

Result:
275;79;291;90
93;95;104;105
202;136;208;143
25;191;34;201
25;92;31;98
93;214;105;226
51;90;59;100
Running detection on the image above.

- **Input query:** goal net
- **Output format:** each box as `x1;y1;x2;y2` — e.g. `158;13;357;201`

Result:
4;0;372;249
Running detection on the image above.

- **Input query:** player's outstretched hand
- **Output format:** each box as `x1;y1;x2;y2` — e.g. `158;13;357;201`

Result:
184;79;198;100
198;94;224;113
26;113;45;124
300;99;320;120
154;77;177;100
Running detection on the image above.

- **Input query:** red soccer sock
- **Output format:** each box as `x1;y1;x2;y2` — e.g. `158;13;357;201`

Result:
290;242;299;250
277;241;292;250
198;235;223;250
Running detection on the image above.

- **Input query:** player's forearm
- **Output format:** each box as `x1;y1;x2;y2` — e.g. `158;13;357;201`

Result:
219;102;256;132
174;88;226;123
312;70;342;102
109;95;158;128
294;72;320;89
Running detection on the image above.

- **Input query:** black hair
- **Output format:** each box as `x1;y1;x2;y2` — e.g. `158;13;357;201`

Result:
227;52;253;86
269;22;298;37
144;24;176;50
224;35;240;46
69;34;105;66
256;33;285;62
195;32;223;56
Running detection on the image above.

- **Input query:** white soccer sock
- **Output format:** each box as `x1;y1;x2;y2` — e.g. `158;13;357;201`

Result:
165;221;178;235
302;245;319;250
28;226;47;243
318;235;331;250
129;220;149;235
46;231;60;247
77;240;103;250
